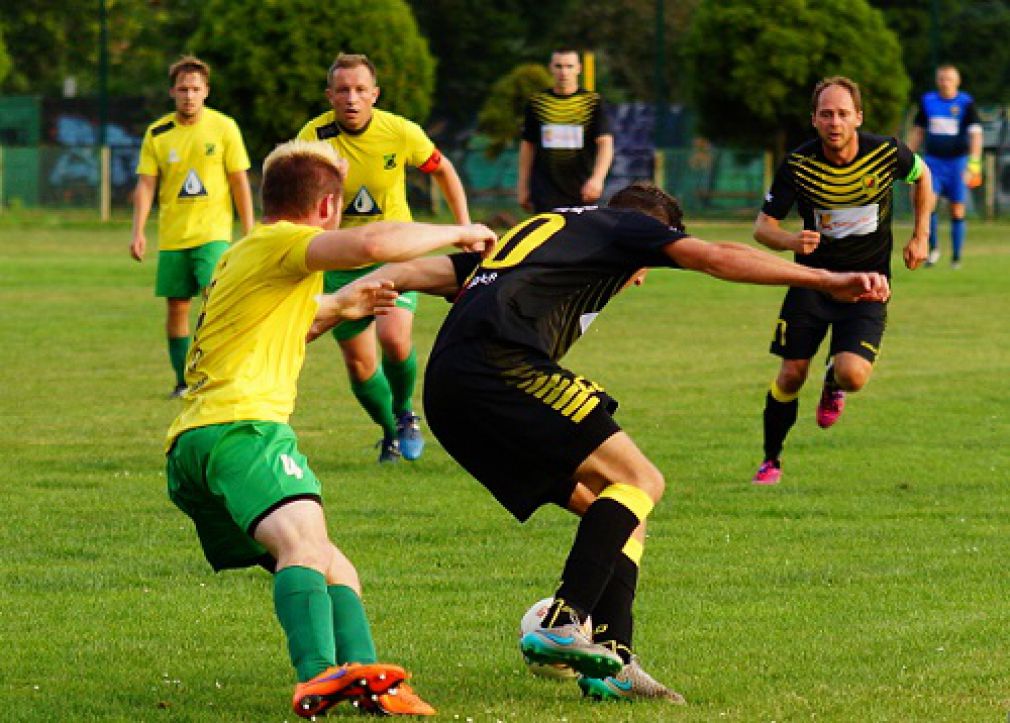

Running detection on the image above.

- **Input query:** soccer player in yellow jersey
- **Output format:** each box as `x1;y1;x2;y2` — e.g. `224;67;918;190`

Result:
298;53;472;463
131;56;255;398
165;139;495;718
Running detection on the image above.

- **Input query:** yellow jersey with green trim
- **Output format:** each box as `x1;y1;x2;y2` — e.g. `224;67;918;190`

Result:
165;221;322;449
137;108;251;251
762;132;921;276
296;108;436;228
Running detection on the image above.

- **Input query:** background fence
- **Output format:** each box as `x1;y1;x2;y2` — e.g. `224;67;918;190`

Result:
0;96;1004;220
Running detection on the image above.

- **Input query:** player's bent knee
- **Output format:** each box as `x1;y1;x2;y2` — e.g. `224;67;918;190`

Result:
325;543;362;592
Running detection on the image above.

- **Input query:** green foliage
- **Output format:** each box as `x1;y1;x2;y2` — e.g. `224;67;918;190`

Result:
476;63;552;158
187;0;435;163
0;26;10;87
686;0;909;155
408;0;573;127
874;0;1010;104
551;0;700;104
0;0;200;98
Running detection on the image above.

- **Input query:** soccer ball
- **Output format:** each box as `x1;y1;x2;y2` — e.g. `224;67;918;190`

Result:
519;597;592;679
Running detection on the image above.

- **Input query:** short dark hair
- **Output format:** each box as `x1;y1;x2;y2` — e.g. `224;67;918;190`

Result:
608;181;684;231
550;48;580;59
328;53;377;86
811;76;862;114
169;55;210;86
261;140;345;218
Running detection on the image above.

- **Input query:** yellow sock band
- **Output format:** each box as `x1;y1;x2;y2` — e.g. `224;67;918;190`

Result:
621;536;644;566
770;380;799;403
598;483;654;523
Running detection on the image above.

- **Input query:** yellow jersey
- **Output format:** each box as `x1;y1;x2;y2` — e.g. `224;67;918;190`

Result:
137;107;251;250
297;108;438;228
165;221;322;449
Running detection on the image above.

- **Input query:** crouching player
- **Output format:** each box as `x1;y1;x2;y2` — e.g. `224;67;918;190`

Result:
311;182;890;703
164;139;495;717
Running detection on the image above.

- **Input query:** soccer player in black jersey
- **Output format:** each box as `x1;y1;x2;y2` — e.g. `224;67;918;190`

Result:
751;77;932;485
311;182;889;702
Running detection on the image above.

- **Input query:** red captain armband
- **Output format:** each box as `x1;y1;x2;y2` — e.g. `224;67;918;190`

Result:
418;148;442;174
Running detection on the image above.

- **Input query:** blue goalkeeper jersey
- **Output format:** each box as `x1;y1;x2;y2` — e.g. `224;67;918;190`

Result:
914;91;981;159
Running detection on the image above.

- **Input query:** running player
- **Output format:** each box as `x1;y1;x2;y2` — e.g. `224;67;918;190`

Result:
298;53;471;462
751;76;932;485
164;139;494;717
311;182;890;702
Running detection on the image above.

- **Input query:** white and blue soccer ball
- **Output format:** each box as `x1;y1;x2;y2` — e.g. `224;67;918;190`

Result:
519;597;592;679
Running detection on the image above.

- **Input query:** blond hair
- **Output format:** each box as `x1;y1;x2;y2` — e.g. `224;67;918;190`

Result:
261;140;346;218
327;53;377;86
169;55;210;86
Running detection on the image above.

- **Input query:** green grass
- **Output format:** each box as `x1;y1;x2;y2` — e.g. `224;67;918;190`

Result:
1;218;1008;722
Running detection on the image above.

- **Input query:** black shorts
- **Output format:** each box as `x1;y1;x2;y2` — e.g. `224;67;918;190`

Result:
423;343;621;522
769;287;887;362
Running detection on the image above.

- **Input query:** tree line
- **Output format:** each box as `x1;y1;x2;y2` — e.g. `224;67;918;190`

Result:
1;0;1008;159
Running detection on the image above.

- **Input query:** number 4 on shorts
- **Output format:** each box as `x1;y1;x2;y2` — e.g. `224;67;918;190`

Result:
280;453;304;479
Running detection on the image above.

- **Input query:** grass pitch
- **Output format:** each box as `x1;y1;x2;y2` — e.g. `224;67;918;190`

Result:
0;215;1008;722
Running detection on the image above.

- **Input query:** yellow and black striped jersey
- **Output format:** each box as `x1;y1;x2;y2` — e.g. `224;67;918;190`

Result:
762;132;922;275
522;88;610;211
431;207;685;365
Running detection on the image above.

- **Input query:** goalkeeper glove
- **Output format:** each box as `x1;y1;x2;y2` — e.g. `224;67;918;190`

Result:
966;158;983;189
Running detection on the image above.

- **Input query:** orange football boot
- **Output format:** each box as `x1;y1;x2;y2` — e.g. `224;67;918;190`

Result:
292;662;407;718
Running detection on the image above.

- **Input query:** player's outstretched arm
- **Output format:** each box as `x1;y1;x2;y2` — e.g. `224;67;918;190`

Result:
305;222;495;272
307;279;398;343
753;212;820;255
666;236;890;302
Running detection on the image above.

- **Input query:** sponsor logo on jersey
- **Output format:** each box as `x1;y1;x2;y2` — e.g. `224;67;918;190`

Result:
928;117;960;136
344;186;382;216
179;169;208;199
205;143;216;156
814;204;878;238
465;271;498;290
383;153;397;170
541;124;584;150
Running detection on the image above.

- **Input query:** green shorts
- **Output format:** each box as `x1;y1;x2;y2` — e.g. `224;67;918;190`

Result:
166;421;321;571
155;241;229;298
324;266;419;341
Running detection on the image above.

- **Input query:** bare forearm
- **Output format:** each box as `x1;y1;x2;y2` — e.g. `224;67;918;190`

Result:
307;222;468;271
228;171;255;234
591;135;614;183
433;159;471;224
911;171;932;236
358;256;460;296
131;177;155;235
697;242;833;289
754;214;800;252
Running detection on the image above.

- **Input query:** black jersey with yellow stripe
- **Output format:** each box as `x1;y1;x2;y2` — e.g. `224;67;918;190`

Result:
431;207;685;365
522;89;610;210
762;132;917;276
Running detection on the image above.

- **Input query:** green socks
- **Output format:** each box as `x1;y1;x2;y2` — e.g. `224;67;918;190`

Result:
274;566;335;682
351;369;397;438
382;348;418;417
168;336;190;385
328;585;377;665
